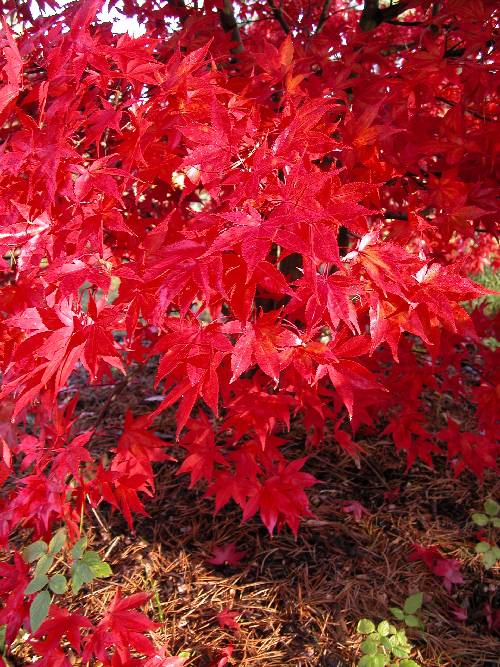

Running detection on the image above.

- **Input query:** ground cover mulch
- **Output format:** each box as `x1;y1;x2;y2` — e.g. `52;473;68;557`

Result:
9;363;500;667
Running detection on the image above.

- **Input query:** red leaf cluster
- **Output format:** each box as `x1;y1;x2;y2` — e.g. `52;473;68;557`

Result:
0;0;498;662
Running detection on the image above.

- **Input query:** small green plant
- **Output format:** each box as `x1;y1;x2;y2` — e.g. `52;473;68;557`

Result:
70;535;113;593
390;592;424;629
356;618;421;667
474;541;500;569
472;499;500;528
469;266;500;317
22;530;112;632
472;499;500;569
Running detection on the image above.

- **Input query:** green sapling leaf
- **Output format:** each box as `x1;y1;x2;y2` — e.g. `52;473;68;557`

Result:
357;619;376;634
25;574;49;595
23;541;47;563
403;592;423;614
30;590;51;633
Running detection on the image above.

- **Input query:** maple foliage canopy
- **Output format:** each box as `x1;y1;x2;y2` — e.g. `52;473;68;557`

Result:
0;0;498;664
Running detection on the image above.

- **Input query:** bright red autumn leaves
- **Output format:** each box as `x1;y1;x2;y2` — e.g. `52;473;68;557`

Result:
0;0;498;664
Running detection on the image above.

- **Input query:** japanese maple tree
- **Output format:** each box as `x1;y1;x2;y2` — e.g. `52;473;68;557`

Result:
0;0;498;663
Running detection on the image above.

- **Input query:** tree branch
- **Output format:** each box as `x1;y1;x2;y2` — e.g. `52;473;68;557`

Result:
267;0;290;34
387;19;423;26
435;96;495;122
316;0;333;34
384;210;408;220
359;0;410;32
219;0;244;54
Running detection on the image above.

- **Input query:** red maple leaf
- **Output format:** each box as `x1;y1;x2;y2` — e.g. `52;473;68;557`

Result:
217;609;241;631
83;589;158;664
207;543;247;567
334;429;365;466
432;558;464;593
229;311;302;382
408;544;464;592
31;605;93;658
142;651;186;667
94;466;151;531
242;457;317;535
208;644;234;667
0;438;12;488
0;552;31;646
342;500;369;522
2;297;124;417
408;544;443;569
113;411;175;491
344;230;422;298
450;605;467;622
177;413;227;487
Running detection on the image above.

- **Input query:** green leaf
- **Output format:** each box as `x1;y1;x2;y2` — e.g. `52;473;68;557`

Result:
390;607;404;620
491;546;500;558
81;550;100;565
491;517;500;528
361;640;378;655
400;661;420;667
71;537;87;561
34;554;54;577
475;541;491;554
25;574;48;595
392;645;410;659
48;529;66;555
404;615;421;628
0;624;6;652
71;561;94;594
82;551;112;578
379;637;392;650
403;592;423;614
482;551;497;569
30;590;51;634
359;656;387;667
23;541;47;563
484;499;499;517
49;574;67;594
377;620;390;636
357;619;376;634
471;513;489;527
395;630;408;644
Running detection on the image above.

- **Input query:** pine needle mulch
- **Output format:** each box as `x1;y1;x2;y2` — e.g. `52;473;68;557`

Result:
8;366;500;667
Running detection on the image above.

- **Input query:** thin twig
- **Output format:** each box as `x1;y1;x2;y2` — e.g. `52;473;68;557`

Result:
387;19;423;26
89;497;111;535
93;378;128;432
105;535;122;559
267;0;290;34
435;95;495;122
219;0;244;54
84;376;129;450
316;0;333;34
